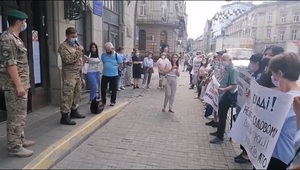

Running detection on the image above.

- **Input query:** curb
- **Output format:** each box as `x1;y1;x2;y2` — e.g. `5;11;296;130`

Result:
23;102;130;170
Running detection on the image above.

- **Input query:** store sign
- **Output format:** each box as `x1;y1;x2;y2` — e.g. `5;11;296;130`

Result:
93;0;103;17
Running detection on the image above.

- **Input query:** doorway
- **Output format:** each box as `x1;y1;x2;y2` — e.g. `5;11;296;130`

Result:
17;0;50;111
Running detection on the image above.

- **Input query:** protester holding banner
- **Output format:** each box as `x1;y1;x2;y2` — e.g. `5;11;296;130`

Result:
291;96;300;169
235;53;264;164
252;52;300;170
210;53;238;144
195;57;208;99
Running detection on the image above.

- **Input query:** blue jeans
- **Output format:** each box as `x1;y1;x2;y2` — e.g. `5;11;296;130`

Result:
87;71;100;101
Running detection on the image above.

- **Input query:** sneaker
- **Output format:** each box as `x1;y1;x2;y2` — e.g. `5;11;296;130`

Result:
205;120;215;126
8;147;34;157
147;86;151;89
206;115;214;120
120;87;126;90
210;137;223;144
117;88;121;91
209;131;218;137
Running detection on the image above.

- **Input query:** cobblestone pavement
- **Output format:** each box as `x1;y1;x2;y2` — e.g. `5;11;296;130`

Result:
53;71;252;169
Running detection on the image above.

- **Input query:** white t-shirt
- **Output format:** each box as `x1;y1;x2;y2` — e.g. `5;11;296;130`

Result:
191;57;202;75
157;58;170;73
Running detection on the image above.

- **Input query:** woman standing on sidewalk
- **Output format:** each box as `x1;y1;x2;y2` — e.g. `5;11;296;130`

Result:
162;54;180;113
142;51;154;89
132;49;143;89
116;47;126;90
84;42;101;103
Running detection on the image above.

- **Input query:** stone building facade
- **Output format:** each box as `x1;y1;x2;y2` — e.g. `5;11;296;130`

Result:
225;1;300;53
136;1;188;60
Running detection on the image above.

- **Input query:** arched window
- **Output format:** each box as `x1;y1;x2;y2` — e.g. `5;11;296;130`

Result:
138;30;146;50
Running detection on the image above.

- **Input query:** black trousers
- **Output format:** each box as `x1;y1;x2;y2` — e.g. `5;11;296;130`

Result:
101;75;118;104
253;157;287;170
205;104;213;117
216;98;231;139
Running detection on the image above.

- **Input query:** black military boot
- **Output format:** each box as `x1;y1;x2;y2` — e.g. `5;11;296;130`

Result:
60;114;76;125
70;109;86;119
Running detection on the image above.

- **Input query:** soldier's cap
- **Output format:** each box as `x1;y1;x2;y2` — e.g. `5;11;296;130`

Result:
6;10;28;20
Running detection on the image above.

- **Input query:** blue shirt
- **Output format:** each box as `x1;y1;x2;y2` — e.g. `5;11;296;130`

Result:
144;57;154;68
272;90;300;165
101;52;123;77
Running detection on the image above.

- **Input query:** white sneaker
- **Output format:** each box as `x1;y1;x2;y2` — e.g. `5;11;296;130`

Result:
117;88;121;91
147;86;151;89
120;87;126;90
207;115;214;120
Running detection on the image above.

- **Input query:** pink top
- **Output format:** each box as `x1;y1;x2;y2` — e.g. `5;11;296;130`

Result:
198;66;207;77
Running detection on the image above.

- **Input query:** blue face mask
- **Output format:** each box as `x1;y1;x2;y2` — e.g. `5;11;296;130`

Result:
70;38;77;44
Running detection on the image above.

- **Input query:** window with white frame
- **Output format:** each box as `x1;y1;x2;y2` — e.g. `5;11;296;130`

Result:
139;4;146;16
279;30;285;40
268;12;272;22
292;30;297;40
266;29;271;39
281;15;286;23
293;12;300;22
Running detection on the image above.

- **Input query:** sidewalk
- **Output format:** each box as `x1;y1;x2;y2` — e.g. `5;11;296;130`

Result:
53;71;253;169
0;78;147;169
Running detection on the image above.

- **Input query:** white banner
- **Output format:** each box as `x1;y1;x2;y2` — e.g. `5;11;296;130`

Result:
203;75;220;112
229;81;294;169
237;69;252;108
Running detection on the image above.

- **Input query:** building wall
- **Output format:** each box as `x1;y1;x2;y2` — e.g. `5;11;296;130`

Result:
224;1;300;53
47;1;136;106
123;1;137;54
136;1;187;60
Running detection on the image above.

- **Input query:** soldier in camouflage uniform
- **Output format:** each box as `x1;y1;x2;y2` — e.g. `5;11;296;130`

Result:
0;10;35;157
58;27;86;125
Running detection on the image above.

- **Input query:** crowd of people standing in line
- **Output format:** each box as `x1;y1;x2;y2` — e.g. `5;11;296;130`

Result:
184;46;300;169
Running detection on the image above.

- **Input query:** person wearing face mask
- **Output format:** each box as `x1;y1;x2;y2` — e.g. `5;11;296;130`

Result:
190;52;203;89
234;53;264;164
210;53;238;144
142;51;154;89
100;42;123;106
58;27;86;126
252;52;300;170
157;53;170;89
0;10;36;157
256;46;284;88
195;57;209;99
132;49;143;89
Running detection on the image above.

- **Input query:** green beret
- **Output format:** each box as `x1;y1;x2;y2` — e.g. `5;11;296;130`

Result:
6;10;28;20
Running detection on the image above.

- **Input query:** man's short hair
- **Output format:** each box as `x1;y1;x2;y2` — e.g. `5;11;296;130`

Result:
104;42;114;49
271;46;284;56
222;53;233;60
65;27;77;36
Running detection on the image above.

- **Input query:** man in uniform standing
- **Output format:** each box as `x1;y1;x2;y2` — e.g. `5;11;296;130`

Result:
0;10;35;157
58;27;86;125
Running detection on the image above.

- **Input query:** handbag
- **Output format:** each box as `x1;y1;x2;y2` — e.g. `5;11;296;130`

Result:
90;96;105;114
82;53;91;74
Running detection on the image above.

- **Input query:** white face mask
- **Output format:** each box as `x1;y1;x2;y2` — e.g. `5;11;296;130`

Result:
271;76;279;87
222;60;229;67
21;22;27;32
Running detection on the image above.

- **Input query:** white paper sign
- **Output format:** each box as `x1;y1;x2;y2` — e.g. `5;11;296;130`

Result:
237;69;252;108
203;75;220;112
229;81;294;169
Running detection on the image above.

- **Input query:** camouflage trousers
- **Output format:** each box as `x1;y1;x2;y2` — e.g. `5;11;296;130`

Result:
5;90;28;152
60;76;81;114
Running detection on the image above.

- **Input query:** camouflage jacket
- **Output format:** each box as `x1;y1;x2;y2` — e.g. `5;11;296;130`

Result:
58;40;83;75
0;30;30;91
